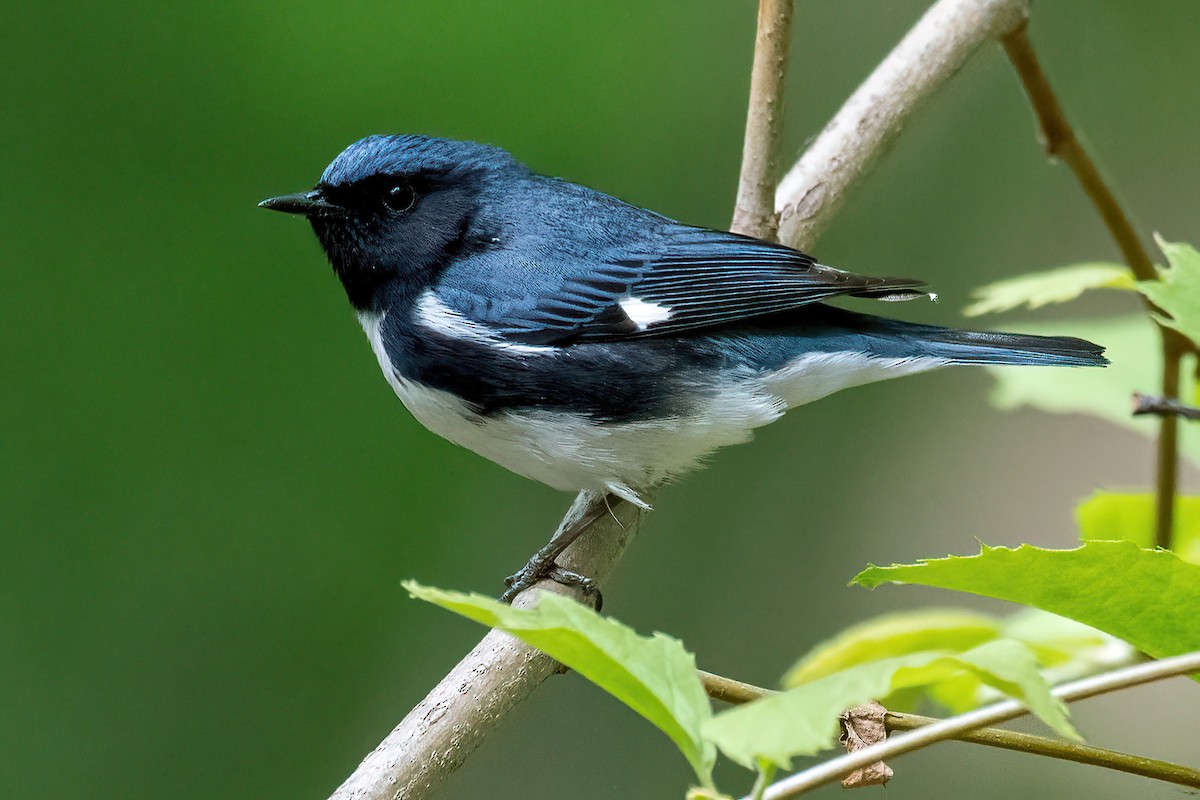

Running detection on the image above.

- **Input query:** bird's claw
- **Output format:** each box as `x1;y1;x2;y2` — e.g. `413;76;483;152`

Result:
499;563;602;610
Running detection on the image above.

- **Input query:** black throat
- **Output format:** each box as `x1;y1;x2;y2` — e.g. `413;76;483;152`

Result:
309;176;491;314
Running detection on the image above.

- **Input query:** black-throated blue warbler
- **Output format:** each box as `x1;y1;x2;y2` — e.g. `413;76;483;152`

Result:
261;134;1106;601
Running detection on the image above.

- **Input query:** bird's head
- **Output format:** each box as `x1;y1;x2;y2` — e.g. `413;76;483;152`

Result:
260;134;523;310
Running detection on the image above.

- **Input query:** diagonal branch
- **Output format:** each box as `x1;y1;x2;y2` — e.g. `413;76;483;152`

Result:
327;1;1038;797
731;0;794;240
774;0;1030;251
328;492;646;800
1000;24;1185;550
1000;26;1154;281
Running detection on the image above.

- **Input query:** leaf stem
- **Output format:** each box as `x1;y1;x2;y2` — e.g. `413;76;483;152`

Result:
1001;23;1183;550
749;760;778;800
731;0;793;241
750;650;1200;799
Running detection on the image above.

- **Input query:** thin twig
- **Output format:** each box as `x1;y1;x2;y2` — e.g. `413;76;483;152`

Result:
1133;392;1200;421
886;711;1200;789
731;0;794;240
1157;347;1184;546
774;0;1031;251
700;670;773;705
1000;24;1183;550
753;650;1200;799
701;670;1200;790
1001;26;1155;282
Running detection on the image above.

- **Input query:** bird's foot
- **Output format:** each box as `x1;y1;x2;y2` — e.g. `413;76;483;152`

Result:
501;563;602;610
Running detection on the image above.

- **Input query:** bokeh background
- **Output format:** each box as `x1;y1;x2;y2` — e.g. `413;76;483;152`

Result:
4;1;1199;797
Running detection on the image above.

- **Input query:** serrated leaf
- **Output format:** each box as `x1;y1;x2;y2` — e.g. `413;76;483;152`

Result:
1138;236;1200;346
1076;491;1200;563
404;582;715;783
704;639;1074;769
853;542;1200;666
965;263;1133;317
783;608;999;687
985;314;1200;464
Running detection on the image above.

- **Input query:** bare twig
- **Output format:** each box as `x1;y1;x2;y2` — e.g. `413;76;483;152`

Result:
886;711;1200;789
701;671;1200;791
753;650;1200;799
1157;347;1184;546
329;1;1049;795
774;0;1031;251
1133;392;1200;421
1000;24;1184;550
731;0;794;240
1000;27;1153;282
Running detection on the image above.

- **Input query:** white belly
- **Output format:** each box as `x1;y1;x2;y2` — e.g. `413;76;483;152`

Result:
386;372;782;503
358;311;945;502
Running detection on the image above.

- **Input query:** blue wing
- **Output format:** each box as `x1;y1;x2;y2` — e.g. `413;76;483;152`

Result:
436;222;929;346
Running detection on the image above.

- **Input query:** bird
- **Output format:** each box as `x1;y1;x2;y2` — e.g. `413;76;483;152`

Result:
260;133;1107;601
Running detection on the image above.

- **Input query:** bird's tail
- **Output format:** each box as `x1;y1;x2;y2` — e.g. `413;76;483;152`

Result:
789;307;1110;368
910;326;1109;367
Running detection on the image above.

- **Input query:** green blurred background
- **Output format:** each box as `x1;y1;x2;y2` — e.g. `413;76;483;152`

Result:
3;1;1199;797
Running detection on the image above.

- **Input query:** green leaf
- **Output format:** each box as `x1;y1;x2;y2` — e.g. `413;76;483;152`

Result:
965;263;1133;317
704;639;1074;769
1001;608;1135;688
853;541;1200;663
1076;491;1200;563
1138;236;1200;346
783;608;999;686
404;582;716;783
1002;608;1110;666
985;314;1200;464
924;670;987;713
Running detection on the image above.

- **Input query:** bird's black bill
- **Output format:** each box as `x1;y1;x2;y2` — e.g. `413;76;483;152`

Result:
258;190;343;217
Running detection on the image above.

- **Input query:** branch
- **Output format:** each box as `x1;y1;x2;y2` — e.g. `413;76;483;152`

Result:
330;1;1047;795
753;650;1200;799
1000;25;1184;549
1132;392;1200;421
774;0;1030;251
327;492;646;800
731;0;794;240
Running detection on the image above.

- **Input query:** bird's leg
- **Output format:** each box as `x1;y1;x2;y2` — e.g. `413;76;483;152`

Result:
500;493;619;608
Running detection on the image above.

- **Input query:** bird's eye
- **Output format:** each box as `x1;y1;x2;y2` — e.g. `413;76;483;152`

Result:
383;182;418;213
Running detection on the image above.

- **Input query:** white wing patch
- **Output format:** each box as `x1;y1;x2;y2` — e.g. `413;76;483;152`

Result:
618;296;672;330
415;290;554;355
